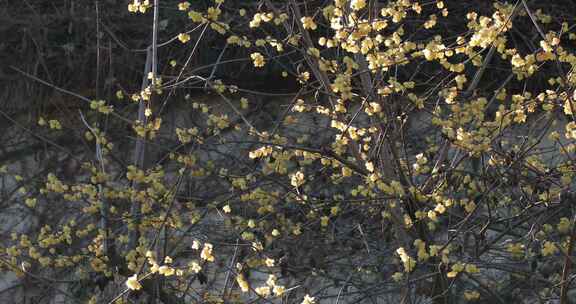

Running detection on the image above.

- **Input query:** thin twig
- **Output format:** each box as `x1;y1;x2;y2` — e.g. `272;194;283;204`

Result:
9;66;132;124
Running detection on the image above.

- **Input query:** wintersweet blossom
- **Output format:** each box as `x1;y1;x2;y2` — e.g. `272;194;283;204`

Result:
301;17;317;30
302;294;316;304
251;52;265;67
126;274;142;290
200;243;215;261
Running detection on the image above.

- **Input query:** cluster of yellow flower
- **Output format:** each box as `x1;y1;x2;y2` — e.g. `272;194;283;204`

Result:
446;262;480;278
38;117;62;130
132;118;162;139
89;99;113;114
127;0;150;14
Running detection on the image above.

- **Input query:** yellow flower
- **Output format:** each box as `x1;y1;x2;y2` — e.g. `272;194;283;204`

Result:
558;217;571;234
424;14;437;29
200;243;215;262
178;2;190;11
540;40;553;53
25;198;37;208
302;294;316;304
293;225;302;235
464;290;480;301
49;120;62;130
542;241;558;256
178;33;191;43
320;216;329;227
222;205;231;213
298;71;310;83
158;265;175;276
273;285;286;296
330;206;340;216
447;262;465;278
564;98;575;115
255;286;271;297
240;97;249;109
455;74;467;89
150;263;159;273
391;272;403;282
435;204;446;214
206;7;221;21
511;54;525;67
290;171;305;187
251;52;265;67
365;162;375;172
188;10;204;23
396;247;416;272
566;122;576;139
350;0;366;11
307;47;320;58
301;17;317;30
189;261;202;273
126;274;142;290
266;274;277;287
247;219;256;228
236;273;250;292
252;241;264;251
465;264;479;274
